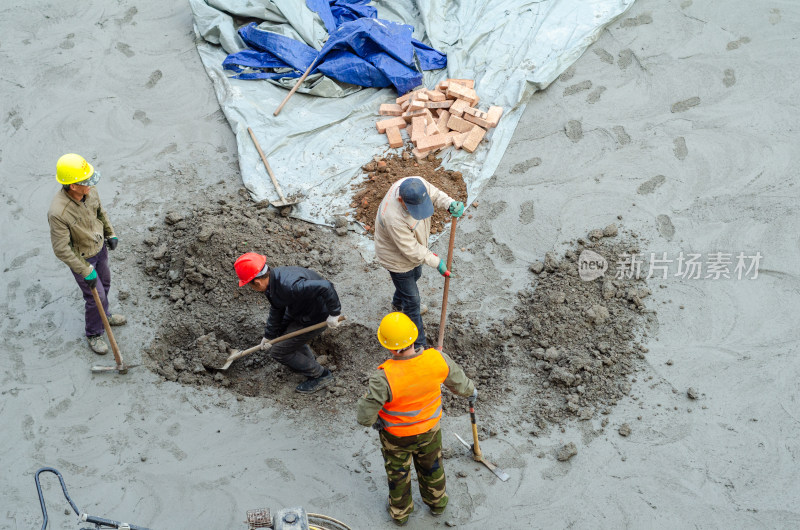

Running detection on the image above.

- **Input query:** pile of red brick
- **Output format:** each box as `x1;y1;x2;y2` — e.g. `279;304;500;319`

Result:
374;78;503;158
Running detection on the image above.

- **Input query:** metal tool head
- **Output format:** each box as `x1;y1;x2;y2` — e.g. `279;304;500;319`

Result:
453;433;510;482
91;363;136;375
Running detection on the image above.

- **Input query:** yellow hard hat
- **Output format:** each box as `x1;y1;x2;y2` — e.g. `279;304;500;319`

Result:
377;312;418;350
56;153;95;185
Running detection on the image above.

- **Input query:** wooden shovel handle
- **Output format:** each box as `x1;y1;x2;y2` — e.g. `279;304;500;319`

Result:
247;127;287;202
437;216;458;351
90;286;124;368
273;57;319;117
470;402;483;460
226;315;346;364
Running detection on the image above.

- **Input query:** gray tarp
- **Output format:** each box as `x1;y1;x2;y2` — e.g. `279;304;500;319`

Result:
189;0;635;227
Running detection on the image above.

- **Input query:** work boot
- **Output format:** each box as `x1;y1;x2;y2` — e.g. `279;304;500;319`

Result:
386;501;410;526
429;494;449;516
108;314;127;326
295;368;334;394
87;335;108;355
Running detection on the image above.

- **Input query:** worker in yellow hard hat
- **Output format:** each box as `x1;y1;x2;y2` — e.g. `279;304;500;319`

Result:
357;313;477;526
47;154;126;355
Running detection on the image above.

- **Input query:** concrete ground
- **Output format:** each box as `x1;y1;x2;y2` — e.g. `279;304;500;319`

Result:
1;0;798;528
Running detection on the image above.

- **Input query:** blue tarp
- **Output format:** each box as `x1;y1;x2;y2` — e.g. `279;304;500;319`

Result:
222;1;446;94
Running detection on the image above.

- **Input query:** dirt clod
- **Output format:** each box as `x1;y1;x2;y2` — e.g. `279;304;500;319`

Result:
618;423;632;437
557;442;578;461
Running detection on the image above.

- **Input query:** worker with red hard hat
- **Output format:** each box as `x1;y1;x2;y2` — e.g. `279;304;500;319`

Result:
234;252;342;393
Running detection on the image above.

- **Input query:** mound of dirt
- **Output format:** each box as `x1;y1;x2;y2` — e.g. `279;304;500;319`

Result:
351;149;468;234
139;189;653;433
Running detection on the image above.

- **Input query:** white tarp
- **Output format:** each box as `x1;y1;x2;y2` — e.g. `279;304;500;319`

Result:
189;0;635;226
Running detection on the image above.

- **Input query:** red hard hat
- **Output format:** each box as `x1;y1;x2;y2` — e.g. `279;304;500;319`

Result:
234;252;267;286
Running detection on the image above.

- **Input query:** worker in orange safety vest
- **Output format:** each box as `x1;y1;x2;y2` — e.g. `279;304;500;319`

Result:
357;312;477;526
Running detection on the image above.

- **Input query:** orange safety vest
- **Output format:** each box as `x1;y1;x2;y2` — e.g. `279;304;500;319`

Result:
378;348;450;437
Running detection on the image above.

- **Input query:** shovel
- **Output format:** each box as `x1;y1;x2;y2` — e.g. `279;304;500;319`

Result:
89;286;131;375
247;127;301;211
217;316;345;371
436;216;458;351
454;399;510;482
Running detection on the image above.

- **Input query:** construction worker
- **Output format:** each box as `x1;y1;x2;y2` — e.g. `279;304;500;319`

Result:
47;154;126;354
374;177;464;350
234;252;342;393
357;312;477;526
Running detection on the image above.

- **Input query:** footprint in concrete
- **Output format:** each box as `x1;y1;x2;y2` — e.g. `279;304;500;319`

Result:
510;158;541;174
565;120;583;142
6;248;40;272
612;125;630;145
117;7;138;25
563;80;592;96
593;48;614;64
559;66;576;82
7;110;23;131
265;458;296;482
671;97;700;113
656;214;675;240
133;110;150;125
637;175;666;195
59;33;75;49
484;201;508;220
723;69;736;87
216;146;227;153
680;0;692;7
769;8;781;25
145;70;163;89
23;415;35;440
167;422;181;436
620;13;653;28
618;49;634;69
519;201;535;225
673;137;688;160
726;37;751;51
587;86;606;104
45;398;72;418
115;42;135;57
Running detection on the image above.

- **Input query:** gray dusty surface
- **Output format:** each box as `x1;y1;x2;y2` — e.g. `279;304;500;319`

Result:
2;1;799;529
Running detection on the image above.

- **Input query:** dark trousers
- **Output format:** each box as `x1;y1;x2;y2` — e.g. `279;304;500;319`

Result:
389;265;425;349
380;426;448;521
70;244;111;337
269;320;326;378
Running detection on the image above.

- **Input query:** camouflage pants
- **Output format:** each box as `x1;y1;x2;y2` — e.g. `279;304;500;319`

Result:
380;426;448;522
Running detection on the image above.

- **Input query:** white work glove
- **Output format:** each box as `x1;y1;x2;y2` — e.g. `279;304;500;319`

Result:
326;315;341;328
468;388;478;404
260;337;272;351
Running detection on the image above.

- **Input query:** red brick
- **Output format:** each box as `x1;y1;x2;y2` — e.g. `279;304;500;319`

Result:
396;92;413;105
427;90;446;102
379;103;403;116
412;147;431;160
386;126;403;148
452;132;468;150
486;106;504;128
463;111;490;129
376;117;407;133
436;110;451;133
409;100;426;111
400;100;410;111
416;91;429;101
447;78;475;89
425;122;440;137
447;115;474;133
411;117;426;143
402;108;428;122
462;125;487;153
425;100;453;109
416;133;448;151
449;99;469;117
438;80;449;91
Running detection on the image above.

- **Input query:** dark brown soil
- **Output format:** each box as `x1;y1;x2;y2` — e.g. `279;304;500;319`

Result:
140;190;655;433
350;148;468;234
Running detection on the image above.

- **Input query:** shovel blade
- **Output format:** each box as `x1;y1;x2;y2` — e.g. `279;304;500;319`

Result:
453;433;509;482
91;364;130;375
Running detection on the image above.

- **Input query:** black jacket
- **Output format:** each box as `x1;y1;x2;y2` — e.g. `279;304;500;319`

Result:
263;266;342;339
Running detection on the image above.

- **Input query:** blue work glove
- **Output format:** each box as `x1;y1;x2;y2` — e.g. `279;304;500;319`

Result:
468;388;478;404
84;269;98;290
449;201;465;218
106;236;119;251
437;258;451;278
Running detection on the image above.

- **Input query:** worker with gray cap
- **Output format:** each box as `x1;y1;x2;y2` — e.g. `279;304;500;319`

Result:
373;177;465;350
